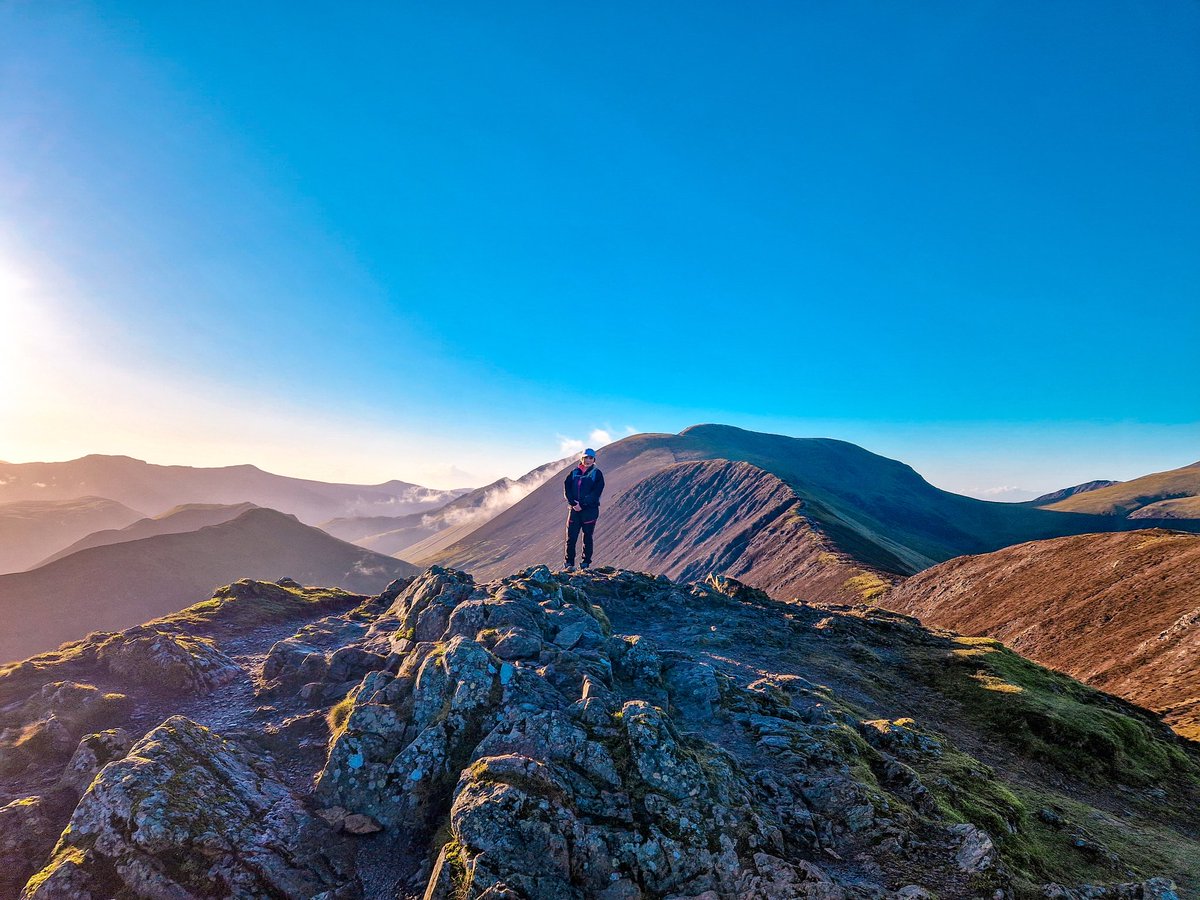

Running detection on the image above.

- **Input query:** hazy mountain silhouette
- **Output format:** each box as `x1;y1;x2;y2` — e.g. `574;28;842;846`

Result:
0;455;467;524
334;455;575;558
0;507;418;664
0;497;144;574
415;424;1197;599
36;502;259;567
884;529;1200;740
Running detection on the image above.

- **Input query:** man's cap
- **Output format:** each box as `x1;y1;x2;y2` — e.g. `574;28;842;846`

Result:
583;448;597;457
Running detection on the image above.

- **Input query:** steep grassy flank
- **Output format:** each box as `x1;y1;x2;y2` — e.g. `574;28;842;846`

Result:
928;636;1198;787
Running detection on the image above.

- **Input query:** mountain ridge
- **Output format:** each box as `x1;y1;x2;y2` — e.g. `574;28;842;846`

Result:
1039;460;1200;517
0;454;467;524
416;425;1200;599
0;506;418;664
0;496;145;575
35;501;260;567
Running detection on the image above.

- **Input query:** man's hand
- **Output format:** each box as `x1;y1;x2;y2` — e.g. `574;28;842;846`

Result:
572;502;582;511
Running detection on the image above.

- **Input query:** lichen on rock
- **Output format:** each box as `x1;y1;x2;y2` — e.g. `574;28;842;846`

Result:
23;715;356;899
94;625;242;695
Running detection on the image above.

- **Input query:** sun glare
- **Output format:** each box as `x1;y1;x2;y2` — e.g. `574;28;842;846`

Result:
0;259;59;423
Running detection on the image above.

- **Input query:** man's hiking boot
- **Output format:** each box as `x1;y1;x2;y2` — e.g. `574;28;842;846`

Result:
581;563;591;570
564;564;576;572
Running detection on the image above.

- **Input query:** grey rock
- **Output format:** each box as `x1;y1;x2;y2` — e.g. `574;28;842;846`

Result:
949;822;995;873
1042;877;1180;899
262;638;327;685
58;727;134;794
0;796;59;898
96;625;242;695
23;715;356;899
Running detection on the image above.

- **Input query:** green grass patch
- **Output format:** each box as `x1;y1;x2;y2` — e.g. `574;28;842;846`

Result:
914;745;1138;897
930;637;1200;787
153;580;358;634
843;571;890;602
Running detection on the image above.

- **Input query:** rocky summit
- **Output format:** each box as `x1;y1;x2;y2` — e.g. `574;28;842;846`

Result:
2;568;1197;899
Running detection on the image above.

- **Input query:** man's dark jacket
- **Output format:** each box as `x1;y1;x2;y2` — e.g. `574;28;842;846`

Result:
564;464;605;521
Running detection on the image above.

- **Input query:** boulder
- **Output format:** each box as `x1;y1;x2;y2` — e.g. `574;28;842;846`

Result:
0;682;131;776
95;625;242;695
262;637;328;687
23;716;357;899
57;727;134;794
949;822;995;873
0;796;59;898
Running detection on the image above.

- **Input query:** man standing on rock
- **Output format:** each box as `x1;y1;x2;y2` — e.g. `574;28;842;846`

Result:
563;448;605;570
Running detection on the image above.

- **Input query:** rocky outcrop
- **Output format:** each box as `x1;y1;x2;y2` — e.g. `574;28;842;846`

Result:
23;716;356;899
316;566;1025;898
5;565;1197;899
57;728;133;795
0;681;131;777
0;797;60;898
95;625;242;694
260;613;382;704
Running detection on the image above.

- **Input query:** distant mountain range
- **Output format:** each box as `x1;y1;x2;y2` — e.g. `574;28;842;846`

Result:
4;430;1198;670
322;456;571;556
415;424;1200;600
0;497;144;574
1036;460;1200;517
884;529;1200;740
36;502;258;567
0;507;417;664
0;455;468;524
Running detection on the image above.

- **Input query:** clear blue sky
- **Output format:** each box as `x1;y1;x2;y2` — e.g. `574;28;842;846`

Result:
1;2;1197;494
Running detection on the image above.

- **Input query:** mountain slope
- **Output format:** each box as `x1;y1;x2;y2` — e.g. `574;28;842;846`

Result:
1028;480;1119;505
1039;460;1200;517
1128;496;1200;519
0;507;418;664
417;425;1195;598
0;454;467;523
0;497;145;574
882;529;1200;739
36;502;258;567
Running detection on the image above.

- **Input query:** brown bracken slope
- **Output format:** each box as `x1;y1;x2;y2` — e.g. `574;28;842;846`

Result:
883;529;1200;738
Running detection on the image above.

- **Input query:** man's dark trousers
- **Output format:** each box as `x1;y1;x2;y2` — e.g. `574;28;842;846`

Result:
565;509;597;567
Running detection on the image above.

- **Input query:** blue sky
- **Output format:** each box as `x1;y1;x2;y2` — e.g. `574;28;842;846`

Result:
1;2;1197;494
